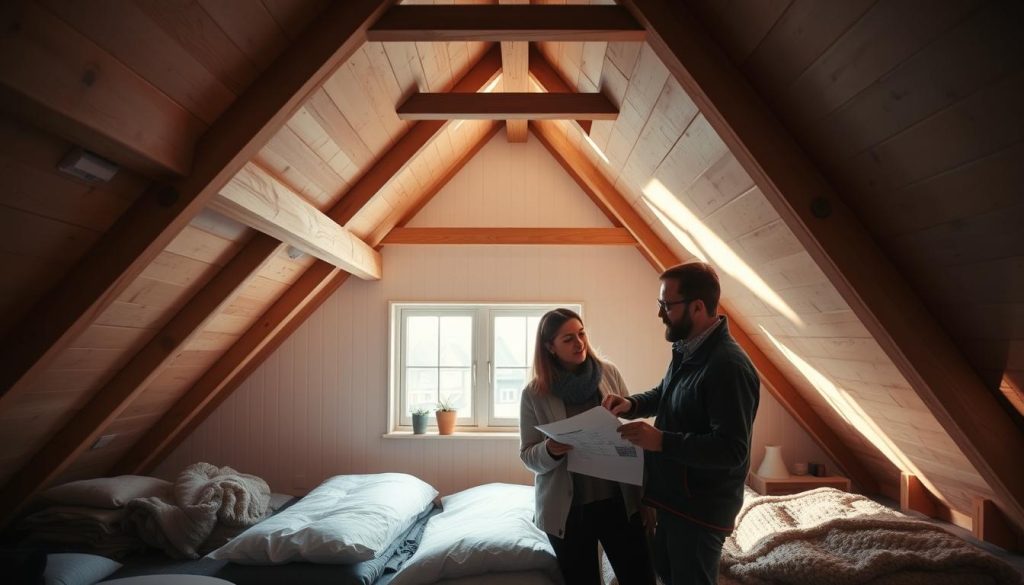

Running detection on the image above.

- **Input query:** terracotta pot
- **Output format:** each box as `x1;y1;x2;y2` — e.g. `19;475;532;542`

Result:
435;410;457;435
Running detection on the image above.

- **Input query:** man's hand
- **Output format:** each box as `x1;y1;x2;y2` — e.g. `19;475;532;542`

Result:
546;439;573;459
602;394;633;416
617;421;663;452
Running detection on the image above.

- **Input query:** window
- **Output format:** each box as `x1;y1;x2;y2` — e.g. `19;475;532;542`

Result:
390;303;582;431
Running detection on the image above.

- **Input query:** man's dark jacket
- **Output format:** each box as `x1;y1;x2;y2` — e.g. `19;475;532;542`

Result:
627;317;759;532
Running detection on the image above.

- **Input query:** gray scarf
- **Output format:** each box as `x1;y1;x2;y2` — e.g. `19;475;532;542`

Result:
551;357;603;405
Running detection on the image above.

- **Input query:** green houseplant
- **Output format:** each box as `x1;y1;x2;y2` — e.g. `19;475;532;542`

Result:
435;397;457;435
411;408;430;435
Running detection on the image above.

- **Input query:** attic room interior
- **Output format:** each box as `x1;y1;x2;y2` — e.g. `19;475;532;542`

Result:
0;0;1022;583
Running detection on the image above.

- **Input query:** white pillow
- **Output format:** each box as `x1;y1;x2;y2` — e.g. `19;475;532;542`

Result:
41;476;171;509
208;473;437;565
389;483;558;585
44;553;121;585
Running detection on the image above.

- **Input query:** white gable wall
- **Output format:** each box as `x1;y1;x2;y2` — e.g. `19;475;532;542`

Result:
158;131;836;495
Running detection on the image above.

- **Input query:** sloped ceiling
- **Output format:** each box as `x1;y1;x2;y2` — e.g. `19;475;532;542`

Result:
0;0;1021;542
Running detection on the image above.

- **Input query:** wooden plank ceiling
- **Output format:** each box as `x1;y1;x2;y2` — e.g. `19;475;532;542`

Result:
0;0;1021;542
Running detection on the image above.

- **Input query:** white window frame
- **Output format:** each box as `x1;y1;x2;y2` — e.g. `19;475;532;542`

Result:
389;302;583;432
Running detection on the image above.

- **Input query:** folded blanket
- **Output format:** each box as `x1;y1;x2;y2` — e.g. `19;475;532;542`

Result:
721;488;1023;585
125;462;270;559
20;506;144;558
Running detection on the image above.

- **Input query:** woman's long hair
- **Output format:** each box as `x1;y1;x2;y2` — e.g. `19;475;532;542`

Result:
530;308;604;395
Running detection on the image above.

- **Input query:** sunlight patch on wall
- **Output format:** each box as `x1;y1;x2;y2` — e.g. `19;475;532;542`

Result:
641;178;802;327
759;326;936;488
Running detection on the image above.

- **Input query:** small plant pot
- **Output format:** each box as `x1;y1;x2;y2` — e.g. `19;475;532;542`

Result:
411;413;429;435
435;410;457;435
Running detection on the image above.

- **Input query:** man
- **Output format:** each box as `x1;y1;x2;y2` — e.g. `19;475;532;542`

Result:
603;262;759;585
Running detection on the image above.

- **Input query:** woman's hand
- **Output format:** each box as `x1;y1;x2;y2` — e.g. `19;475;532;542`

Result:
545;439;573;459
602;394;633;416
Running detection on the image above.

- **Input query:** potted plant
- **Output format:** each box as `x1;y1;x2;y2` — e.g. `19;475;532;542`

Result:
411;408;430;435
435;397;457;435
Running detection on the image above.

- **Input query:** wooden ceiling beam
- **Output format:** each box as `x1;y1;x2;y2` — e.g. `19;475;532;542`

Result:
367;5;645;42
622;0;1024;528
397;92;617;120
531;120;879;494
499;0;529;142
0;2;200;177
212;165;382;280
381;227;636;245
528;46;592;135
0;0;395;415
112;53;503;476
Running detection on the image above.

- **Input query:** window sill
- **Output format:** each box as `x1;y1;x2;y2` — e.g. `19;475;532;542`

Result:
383;431;520;440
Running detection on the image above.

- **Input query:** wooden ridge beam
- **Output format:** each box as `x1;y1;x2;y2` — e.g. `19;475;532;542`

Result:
212;165;382;280
499;0;529;142
623;0;1024;527
112;57;503;476
0;234;280;526
367;5;645;42
381;227;636;245
532;120;879;493
397;92;617;121
528;46;592;135
0;1;395;414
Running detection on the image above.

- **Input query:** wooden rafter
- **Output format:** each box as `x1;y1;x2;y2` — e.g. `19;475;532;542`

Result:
499;0;529;142
211;165;382;280
112;53;504;476
528;46;592;135
115;124;503;476
0;2;200;176
367;5;645;42
397;92;617;120
531;120;879;494
381;227;636;245
0;234;280;526
622;0;1024;527
0;0;396;415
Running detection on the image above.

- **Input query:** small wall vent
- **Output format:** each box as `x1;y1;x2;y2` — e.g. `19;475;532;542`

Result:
58;147;119;183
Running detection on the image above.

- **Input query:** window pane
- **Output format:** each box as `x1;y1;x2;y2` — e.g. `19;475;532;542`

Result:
526;316;541;368
439;368;472;412
494;316;527;367
439;316;472;367
406;367;438;413
494;367;526;419
406;315;438;367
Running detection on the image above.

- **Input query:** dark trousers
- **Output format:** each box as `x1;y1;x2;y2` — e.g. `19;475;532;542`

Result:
547;496;655;585
652;511;727;585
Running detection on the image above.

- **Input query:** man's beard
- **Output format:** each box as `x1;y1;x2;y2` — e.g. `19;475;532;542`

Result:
664;311;692;342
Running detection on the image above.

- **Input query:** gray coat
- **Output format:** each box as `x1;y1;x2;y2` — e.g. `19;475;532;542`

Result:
519;361;642;537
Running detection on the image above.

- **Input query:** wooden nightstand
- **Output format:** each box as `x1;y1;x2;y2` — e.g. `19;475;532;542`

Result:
748;472;851;495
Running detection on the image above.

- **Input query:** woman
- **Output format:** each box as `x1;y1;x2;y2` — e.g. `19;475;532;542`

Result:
519;308;655;585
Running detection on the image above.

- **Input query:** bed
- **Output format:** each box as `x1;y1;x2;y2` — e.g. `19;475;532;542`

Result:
717;486;1023;585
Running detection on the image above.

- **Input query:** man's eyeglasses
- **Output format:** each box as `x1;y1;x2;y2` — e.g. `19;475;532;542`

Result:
657;298;695;313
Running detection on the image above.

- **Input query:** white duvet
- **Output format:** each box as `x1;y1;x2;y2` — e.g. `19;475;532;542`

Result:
389;483;559;585
209;473;437;565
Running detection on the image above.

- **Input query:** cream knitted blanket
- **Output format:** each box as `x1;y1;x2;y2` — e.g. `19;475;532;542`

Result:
720;488;1022;585
124;462;270;559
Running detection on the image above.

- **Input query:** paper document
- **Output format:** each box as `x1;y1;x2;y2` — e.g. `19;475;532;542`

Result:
536;406;644;485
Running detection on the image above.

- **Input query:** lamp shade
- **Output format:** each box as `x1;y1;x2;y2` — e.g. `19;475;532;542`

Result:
756;444;790;479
